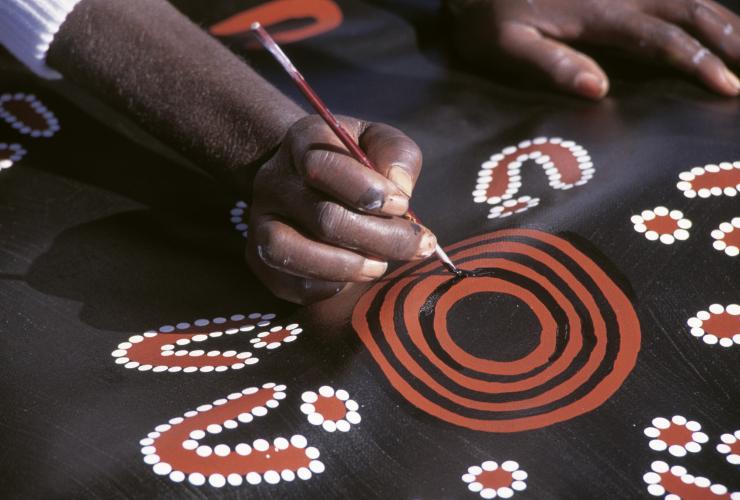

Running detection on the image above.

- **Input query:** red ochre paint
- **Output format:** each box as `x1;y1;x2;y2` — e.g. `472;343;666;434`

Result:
477;469;513;490
125;317;262;368
152;388;311;475
313;396;347;421
659;471;730;500
723;227;740;248
659;424;694;447
691;168;740;191
261;328;293;344
702;313;740;340
643;215;680;234
3;99;48;130
352;229;641;432
210;0;342;45
485;142;584;200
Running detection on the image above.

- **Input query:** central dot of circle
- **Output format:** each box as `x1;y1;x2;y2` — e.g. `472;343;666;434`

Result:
446;292;541;362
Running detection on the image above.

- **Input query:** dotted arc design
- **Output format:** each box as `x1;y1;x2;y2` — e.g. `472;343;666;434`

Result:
473;137;594;220
631;207;691;245
462;460;527;499
0;93;60;137
716;430;740;465
644;416;708;457
110;313;296;372
677;162;740;198
250;323;302;350
643;461;736;499
300;386;361;433
0;143;26;171
230;201;248;238
140;383;325;487
210;0;342;45
711;218;740;257
687;304;740;347
352;229;641;432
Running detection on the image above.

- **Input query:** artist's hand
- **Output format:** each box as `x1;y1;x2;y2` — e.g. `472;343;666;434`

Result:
449;0;740;98
245;115;435;304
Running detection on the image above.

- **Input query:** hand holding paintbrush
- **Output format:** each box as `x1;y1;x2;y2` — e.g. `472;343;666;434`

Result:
250;23;461;277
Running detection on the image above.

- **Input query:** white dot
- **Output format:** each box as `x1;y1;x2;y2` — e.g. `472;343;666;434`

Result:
208;474;226;487
188;473;205;486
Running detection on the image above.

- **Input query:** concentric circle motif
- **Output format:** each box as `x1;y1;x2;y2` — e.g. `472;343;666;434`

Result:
687;304;740;347
111;313;285;372
711;218;740;257
716;430;740;465
631;207;691;244
230;201;248;238
677;162;740;198
462;460;527;499
643;461;735;499
0;92;60;137
0;142;26;171
250;323;302;350
300;386;361;433
472;137;594;219
352;229;640;432
644;416;708;457
140;383;324;487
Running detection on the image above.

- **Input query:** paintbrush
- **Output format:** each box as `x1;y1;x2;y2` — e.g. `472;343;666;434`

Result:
250;22;462;276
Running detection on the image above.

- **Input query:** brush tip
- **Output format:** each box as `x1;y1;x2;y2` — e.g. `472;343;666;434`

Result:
250;22;261;30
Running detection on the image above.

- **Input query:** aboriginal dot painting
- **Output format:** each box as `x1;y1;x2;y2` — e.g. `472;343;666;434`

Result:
2;0;739;498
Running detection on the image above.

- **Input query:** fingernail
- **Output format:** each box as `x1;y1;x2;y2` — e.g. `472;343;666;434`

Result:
723;68;740;94
360;258;388;281
384;193;409;215
389;166;413;197
574;72;607;99
416;230;437;259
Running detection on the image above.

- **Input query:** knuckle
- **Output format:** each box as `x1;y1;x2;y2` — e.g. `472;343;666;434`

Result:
302;149;332;180
316;202;348;239
255;222;289;268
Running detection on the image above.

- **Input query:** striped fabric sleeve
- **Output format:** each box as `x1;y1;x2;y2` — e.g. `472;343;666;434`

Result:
0;0;84;79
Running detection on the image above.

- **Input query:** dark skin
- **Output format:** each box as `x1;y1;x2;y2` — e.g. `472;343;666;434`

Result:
448;0;740;99
43;0;738;304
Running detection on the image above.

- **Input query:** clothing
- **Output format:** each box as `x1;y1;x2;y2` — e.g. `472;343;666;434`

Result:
0;0;83;78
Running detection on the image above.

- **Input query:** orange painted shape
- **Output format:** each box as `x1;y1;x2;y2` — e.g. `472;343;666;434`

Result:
152;387;312;475
703;313;740;339
660;472;730;500
659;424;694;446
692;169;740;190
352;229;641;432
313;396;346;421
263;329;292;343
644;215;679;234
210;0;342;45
478;469;513;489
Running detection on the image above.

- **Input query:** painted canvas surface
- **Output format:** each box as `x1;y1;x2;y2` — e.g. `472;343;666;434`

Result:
0;0;738;498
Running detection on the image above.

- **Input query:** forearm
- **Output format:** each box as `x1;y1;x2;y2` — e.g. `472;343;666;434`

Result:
46;0;306;188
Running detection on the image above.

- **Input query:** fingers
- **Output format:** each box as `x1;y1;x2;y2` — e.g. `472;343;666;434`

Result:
252;215;389;282
287;116;413;216
594;12;739;96
497;21;609;100
245;240;347;305
298;198;435;261
256;177;436;261
359;122;423;196
641;0;740;81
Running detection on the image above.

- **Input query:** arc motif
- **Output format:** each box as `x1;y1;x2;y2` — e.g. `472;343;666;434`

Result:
110;313;292;372
140;383;324;487
473;138;594;219
210;0;342;45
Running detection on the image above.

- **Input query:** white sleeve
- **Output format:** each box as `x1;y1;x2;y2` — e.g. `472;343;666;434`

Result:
0;0;84;79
